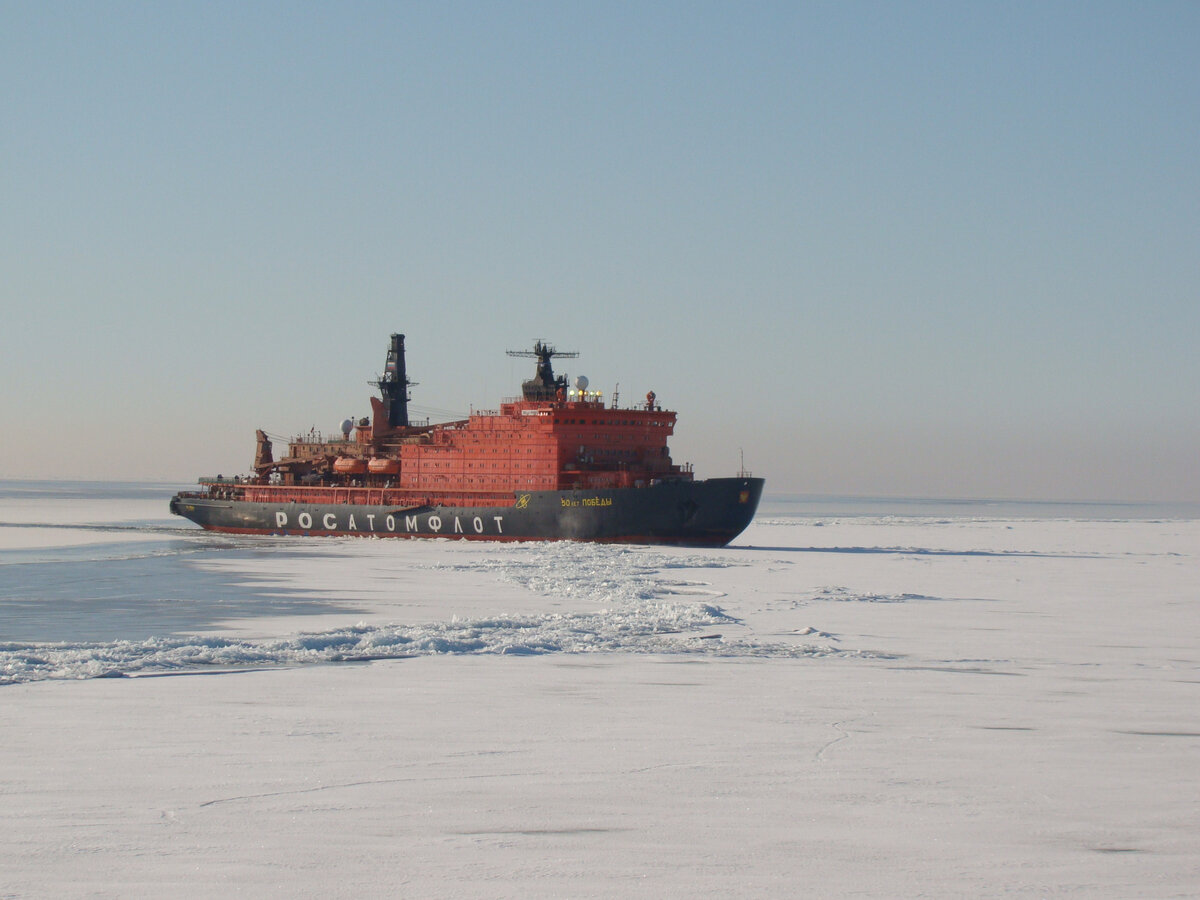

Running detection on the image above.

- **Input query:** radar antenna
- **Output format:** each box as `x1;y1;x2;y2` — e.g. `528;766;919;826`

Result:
506;339;579;401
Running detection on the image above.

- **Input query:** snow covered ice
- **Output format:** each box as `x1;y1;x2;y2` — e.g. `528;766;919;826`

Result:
1;485;1198;897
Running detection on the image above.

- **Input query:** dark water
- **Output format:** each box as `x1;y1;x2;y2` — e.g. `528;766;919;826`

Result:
0;541;367;643
0;481;364;643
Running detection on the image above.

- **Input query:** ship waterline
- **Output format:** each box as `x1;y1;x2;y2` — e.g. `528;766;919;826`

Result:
172;478;763;546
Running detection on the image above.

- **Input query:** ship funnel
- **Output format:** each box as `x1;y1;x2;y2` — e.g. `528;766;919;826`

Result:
377;333;411;428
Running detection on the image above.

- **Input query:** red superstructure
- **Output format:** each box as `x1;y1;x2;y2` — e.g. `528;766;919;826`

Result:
244;336;692;510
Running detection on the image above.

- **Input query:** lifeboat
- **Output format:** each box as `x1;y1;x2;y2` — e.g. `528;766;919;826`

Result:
367;457;401;475
333;457;368;475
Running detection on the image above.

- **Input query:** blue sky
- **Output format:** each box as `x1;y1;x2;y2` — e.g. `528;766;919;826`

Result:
2;1;1197;500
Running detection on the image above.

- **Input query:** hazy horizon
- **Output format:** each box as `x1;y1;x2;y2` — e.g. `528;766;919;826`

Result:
2;3;1197;502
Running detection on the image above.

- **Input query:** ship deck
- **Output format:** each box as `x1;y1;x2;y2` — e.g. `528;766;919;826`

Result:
177;483;519;509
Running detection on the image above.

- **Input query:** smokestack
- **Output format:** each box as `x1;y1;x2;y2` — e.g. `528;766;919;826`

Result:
382;333;410;428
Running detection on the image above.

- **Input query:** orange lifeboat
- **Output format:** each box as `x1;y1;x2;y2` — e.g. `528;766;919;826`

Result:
333;457;368;475
367;457;401;475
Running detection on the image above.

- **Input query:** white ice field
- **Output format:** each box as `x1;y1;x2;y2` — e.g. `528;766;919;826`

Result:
1;486;1197;897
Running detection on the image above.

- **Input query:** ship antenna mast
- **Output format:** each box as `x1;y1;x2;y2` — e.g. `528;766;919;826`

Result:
738;448;752;478
506;339;579;401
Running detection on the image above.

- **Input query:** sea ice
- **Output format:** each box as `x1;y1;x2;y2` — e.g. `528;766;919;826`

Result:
2;509;1197;897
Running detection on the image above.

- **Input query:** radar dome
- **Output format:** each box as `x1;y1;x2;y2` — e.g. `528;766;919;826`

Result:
340;418;354;437
574;375;589;391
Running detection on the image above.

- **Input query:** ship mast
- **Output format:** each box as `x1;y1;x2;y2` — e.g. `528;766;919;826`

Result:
507;339;578;401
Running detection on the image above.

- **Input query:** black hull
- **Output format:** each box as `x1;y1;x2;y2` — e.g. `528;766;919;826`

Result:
170;478;763;547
